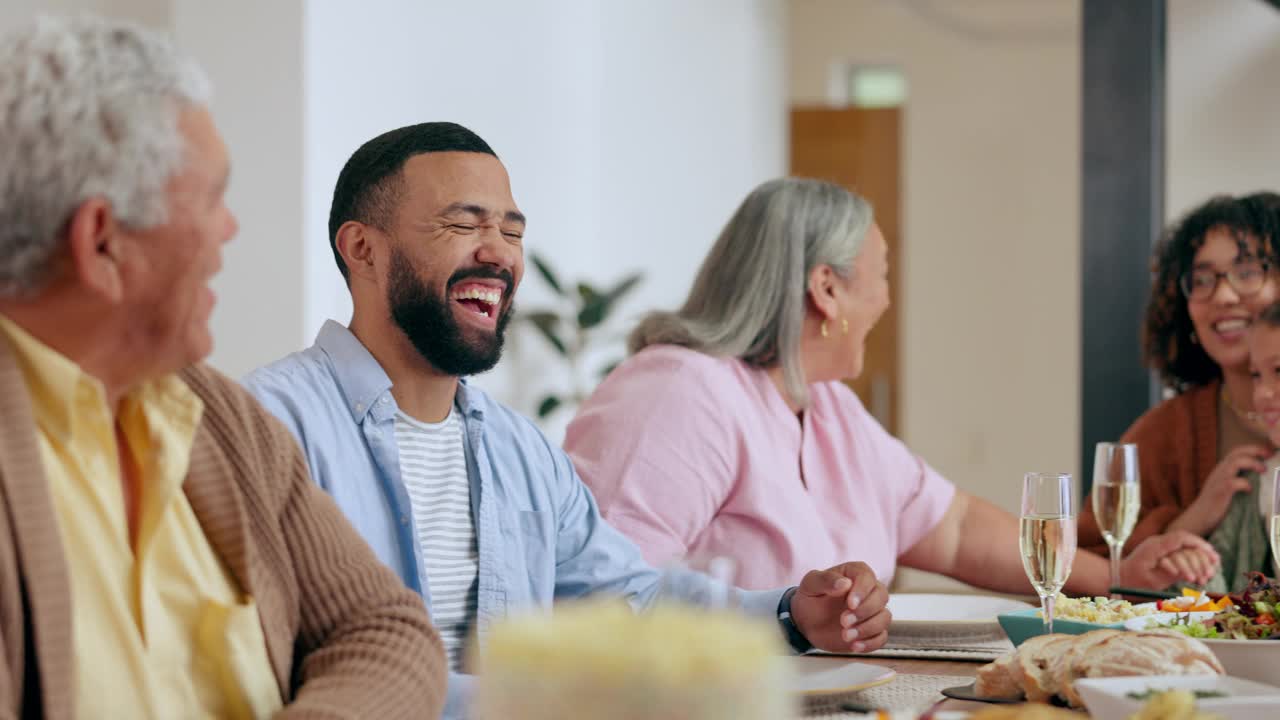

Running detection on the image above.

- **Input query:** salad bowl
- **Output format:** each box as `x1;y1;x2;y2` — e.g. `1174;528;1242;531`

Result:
1124;574;1280;688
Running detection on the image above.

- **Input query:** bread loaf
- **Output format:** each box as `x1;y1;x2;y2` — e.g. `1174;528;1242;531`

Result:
1049;628;1123;707
974;652;1021;699
1067;630;1224;705
974;630;1224;706
1016;634;1075;702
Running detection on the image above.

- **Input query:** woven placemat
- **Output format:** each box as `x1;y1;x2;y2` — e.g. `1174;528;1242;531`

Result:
814;636;1013;663
799;673;962;717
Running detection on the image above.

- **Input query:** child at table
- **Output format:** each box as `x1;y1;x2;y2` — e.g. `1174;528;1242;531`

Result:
1236;301;1280;584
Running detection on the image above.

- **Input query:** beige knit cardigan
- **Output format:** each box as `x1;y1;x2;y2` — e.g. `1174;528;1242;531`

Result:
0;338;446;719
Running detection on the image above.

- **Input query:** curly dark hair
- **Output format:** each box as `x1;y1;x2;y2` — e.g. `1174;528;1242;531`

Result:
1143;195;1269;391
1242;191;1280;255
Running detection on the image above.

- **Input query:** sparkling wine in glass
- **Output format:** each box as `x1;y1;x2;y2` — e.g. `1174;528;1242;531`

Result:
1091;443;1140;597
1270;468;1280;576
659;552;740;611
1020;472;1077;634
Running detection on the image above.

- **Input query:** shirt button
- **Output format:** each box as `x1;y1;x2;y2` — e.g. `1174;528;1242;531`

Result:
400;515;409;525
380;397;390;405
355;403;365;413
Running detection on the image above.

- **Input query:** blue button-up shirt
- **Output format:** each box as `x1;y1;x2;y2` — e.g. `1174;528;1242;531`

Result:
243;321;785;718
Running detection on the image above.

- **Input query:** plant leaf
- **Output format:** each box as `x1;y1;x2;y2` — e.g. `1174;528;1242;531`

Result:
524;310;568;356
531;253;565;297
576;282;603;306
537;395;562;418
576;282;608;329
578;298;608;329
606;272;644;304
599;360;621;380
577;273;644;330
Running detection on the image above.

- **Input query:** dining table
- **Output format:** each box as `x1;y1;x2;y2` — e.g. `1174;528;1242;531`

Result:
797;654;995;718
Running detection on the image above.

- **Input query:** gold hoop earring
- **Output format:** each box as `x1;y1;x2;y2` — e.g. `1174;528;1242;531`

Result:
821;320;829;338
841;318;849;335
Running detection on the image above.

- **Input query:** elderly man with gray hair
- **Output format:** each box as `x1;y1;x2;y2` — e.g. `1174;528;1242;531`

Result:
0;16;445;720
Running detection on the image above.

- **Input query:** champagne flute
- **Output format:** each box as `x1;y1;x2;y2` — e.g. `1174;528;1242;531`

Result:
1091;443;1141;597
658;552;740;611
1270;468;1280;577
1020;472;1077;634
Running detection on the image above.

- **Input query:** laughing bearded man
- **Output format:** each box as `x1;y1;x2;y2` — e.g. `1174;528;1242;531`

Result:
243;122;895;720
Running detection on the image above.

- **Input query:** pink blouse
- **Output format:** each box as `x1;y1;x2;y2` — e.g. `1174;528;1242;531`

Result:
564;345;956;590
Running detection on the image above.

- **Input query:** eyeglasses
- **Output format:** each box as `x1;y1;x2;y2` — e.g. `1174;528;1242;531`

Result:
1179;260;1271;301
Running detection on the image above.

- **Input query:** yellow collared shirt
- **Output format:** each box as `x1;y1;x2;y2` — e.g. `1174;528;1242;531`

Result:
0;317;282;719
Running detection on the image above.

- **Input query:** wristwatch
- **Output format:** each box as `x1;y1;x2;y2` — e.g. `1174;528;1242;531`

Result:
777;586;813;653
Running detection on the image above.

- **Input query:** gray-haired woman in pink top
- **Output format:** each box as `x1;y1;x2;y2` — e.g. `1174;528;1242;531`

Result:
565;177;1219;595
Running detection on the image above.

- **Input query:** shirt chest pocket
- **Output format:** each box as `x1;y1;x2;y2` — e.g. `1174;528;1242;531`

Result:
194;597;284;719
502;510;555;599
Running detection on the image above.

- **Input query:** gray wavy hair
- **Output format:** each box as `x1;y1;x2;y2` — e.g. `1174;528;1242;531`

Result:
0;16;210;297
630;177;873;407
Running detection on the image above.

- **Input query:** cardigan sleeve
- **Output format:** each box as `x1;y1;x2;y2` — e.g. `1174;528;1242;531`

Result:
0;623;12;720
184;364;448;720
269;417;449;719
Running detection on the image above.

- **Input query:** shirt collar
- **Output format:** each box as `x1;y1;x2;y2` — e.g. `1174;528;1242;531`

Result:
0;314;203;443
315;320;394;423
0;315;98;442
313;319;485;423
454;378;484;421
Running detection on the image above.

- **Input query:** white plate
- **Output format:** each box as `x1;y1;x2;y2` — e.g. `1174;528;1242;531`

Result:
887;593;1034;641
788;656;896;696
1126;611;1280;686
1123;611;1217;632
1076;674;1280;720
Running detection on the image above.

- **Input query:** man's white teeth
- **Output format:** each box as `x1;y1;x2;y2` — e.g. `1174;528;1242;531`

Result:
1215;319;1249;333
451;287;501;305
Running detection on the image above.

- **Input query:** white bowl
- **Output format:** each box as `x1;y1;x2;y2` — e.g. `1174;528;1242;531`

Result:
1076;674;1280;720
1125;612;1280;687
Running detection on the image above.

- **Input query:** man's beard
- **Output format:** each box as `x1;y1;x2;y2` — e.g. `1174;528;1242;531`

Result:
387;248;515;377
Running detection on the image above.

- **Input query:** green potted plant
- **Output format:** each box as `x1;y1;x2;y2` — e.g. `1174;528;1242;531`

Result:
521;252;643;419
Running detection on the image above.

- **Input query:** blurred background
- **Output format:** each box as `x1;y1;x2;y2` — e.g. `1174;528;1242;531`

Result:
5;0;1278;590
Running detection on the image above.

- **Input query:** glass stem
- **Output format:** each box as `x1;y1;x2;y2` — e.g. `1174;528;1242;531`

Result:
1042;592;1055;634
1109;540;1123;598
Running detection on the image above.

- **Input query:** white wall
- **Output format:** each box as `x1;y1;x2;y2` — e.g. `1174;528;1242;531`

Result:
1;0;306;380
790;0;1083;527
1167;0;1280;217
305;0;788;424
173;0;307;379
4;0;786;395
2;0;167;28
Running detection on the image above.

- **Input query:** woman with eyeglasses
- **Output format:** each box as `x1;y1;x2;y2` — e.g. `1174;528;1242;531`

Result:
1078;193;1280;592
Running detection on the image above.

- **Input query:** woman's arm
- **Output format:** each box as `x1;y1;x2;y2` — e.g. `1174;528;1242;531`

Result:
899;490;1219;595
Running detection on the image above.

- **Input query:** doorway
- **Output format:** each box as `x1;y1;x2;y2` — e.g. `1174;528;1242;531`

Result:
789;107;903;435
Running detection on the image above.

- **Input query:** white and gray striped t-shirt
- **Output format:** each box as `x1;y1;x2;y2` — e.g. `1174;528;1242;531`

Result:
394;407;478;671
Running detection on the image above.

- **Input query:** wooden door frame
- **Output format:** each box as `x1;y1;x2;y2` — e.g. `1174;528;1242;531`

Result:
789;106;902;435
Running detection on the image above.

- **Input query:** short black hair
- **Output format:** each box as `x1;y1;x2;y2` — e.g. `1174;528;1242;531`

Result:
327;122;497;282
